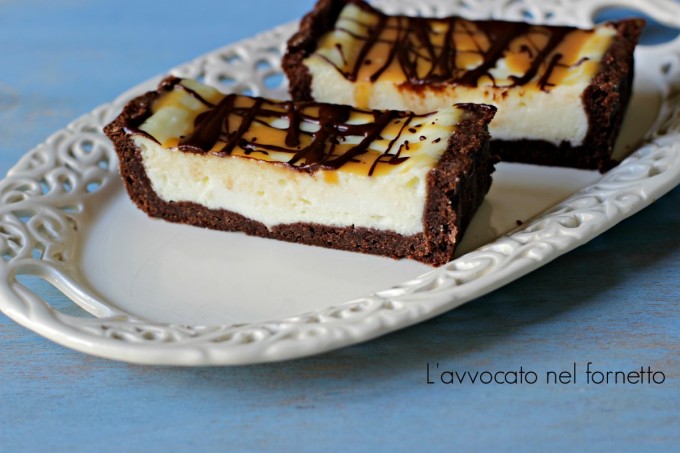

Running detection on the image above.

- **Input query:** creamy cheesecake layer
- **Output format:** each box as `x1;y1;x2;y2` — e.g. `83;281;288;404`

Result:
134;78;476;236
299;1;618;146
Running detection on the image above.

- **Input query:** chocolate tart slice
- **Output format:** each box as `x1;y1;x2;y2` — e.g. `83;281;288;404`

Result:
104;77;496;266
283;0;644;171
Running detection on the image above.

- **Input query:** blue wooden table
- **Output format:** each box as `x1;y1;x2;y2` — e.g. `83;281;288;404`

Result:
1;1;678;451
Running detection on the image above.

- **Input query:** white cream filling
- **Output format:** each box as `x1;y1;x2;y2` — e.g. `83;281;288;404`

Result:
135;135;434;236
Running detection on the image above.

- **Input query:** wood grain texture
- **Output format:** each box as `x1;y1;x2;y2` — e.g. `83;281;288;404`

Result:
1;1;679;451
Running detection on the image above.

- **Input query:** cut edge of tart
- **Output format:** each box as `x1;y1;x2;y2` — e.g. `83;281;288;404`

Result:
104;77;497;266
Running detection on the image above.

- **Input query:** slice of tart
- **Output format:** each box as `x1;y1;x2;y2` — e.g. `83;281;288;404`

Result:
283;0;644;171
104;77;496;266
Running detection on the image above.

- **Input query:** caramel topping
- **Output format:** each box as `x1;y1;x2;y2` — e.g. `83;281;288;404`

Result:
140;79;466;177
312;1;616;91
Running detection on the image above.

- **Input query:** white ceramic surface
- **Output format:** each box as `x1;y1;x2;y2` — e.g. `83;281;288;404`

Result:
1;0;680;365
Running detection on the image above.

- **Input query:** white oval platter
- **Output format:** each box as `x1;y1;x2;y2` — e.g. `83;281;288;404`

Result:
1;0;680;365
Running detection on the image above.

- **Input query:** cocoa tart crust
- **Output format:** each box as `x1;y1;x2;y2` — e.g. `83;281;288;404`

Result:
104;77;497;266
282;0;644;172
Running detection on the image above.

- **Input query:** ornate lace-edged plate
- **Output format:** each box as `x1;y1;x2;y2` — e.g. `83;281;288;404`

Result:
1;0;680;365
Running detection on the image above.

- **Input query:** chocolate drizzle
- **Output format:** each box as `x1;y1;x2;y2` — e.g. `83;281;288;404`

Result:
179;95;233;151
509;27;572;87
349;14;388;81
169;82;429;174
324;0;589;90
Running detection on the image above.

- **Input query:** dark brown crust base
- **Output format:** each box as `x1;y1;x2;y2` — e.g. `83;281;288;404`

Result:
103;78;496;267
282;0;644;172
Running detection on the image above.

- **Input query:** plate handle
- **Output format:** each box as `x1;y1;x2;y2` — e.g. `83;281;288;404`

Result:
592;0;680;29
